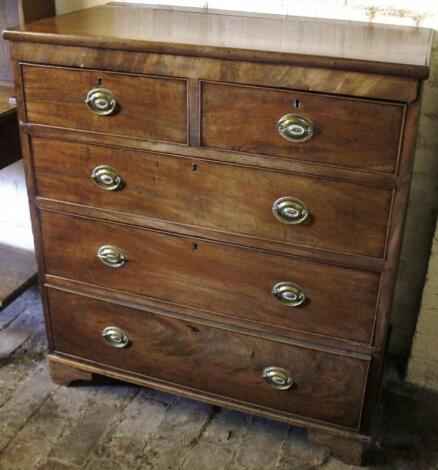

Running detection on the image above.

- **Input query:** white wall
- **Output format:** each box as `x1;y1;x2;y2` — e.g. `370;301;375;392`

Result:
56;0;438;27
56;0;107;15
0;160;34;251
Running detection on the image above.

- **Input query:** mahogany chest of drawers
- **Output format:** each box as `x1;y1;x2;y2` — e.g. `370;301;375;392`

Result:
4;3;432;464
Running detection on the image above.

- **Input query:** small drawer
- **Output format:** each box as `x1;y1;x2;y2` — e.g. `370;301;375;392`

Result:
47;287;369;429
22;65;188;144
201;81;404;173
41;211;380;345
32;138;392;259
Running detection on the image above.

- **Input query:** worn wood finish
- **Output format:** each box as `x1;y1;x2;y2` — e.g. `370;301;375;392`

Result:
11;59;56;355
40;210;381;345
44;276;379;356
49;361;92;387
24;123;399;188
47;287;369;429
11;42;420;103
202;81;404;174
32;138;393;259
6;286;437;469
360;97;423;435
21;65;188;145
36;197;387;274
47;352;372;445
4;5;431;464
308;429;366;465
3;3;432;78
0;245;36;309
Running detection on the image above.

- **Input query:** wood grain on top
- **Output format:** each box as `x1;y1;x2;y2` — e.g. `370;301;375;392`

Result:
3;2;433;78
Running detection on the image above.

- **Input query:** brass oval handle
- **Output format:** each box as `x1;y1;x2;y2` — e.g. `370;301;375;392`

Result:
277;114;314;143
272;282;306;307
272;197;309;225
262;367;293;390
102;326;130;348
97;245;126;268
85;88;118;116
91;165;123;191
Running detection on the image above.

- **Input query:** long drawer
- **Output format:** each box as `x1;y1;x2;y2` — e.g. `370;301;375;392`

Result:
47;287;369;429
201;81;404;174
22;65;188;144
40;211;380;344
32;138;393;259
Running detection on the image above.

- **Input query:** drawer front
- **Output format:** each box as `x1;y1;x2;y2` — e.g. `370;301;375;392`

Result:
22;65;187;144
41;211;380;344
201;81;404;173
33;139;392;259
47;288;369;429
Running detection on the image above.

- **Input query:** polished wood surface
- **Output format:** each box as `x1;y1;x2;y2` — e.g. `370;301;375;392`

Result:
11;42;420;103
48;352;372;446
40;210;380;345
202;81;404;174
36;196;386;274
5;4;431;464
3;3;433;78
22;65;188;145
44;275;378;355
32;138;392;259
47;287;369;429
25;121;398;188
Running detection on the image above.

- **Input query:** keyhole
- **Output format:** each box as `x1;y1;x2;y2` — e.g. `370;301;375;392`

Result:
192;163;198;173
189;325;200;335
293;99;301;110
192;243;198;252
96;77;102;87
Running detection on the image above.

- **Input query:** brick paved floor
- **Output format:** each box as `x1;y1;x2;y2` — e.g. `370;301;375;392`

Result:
0;285;437;469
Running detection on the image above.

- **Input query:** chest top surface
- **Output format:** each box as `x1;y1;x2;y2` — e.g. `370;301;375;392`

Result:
3;2;433;79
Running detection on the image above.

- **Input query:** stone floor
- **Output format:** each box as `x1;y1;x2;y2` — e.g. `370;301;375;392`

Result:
0;285;438;469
